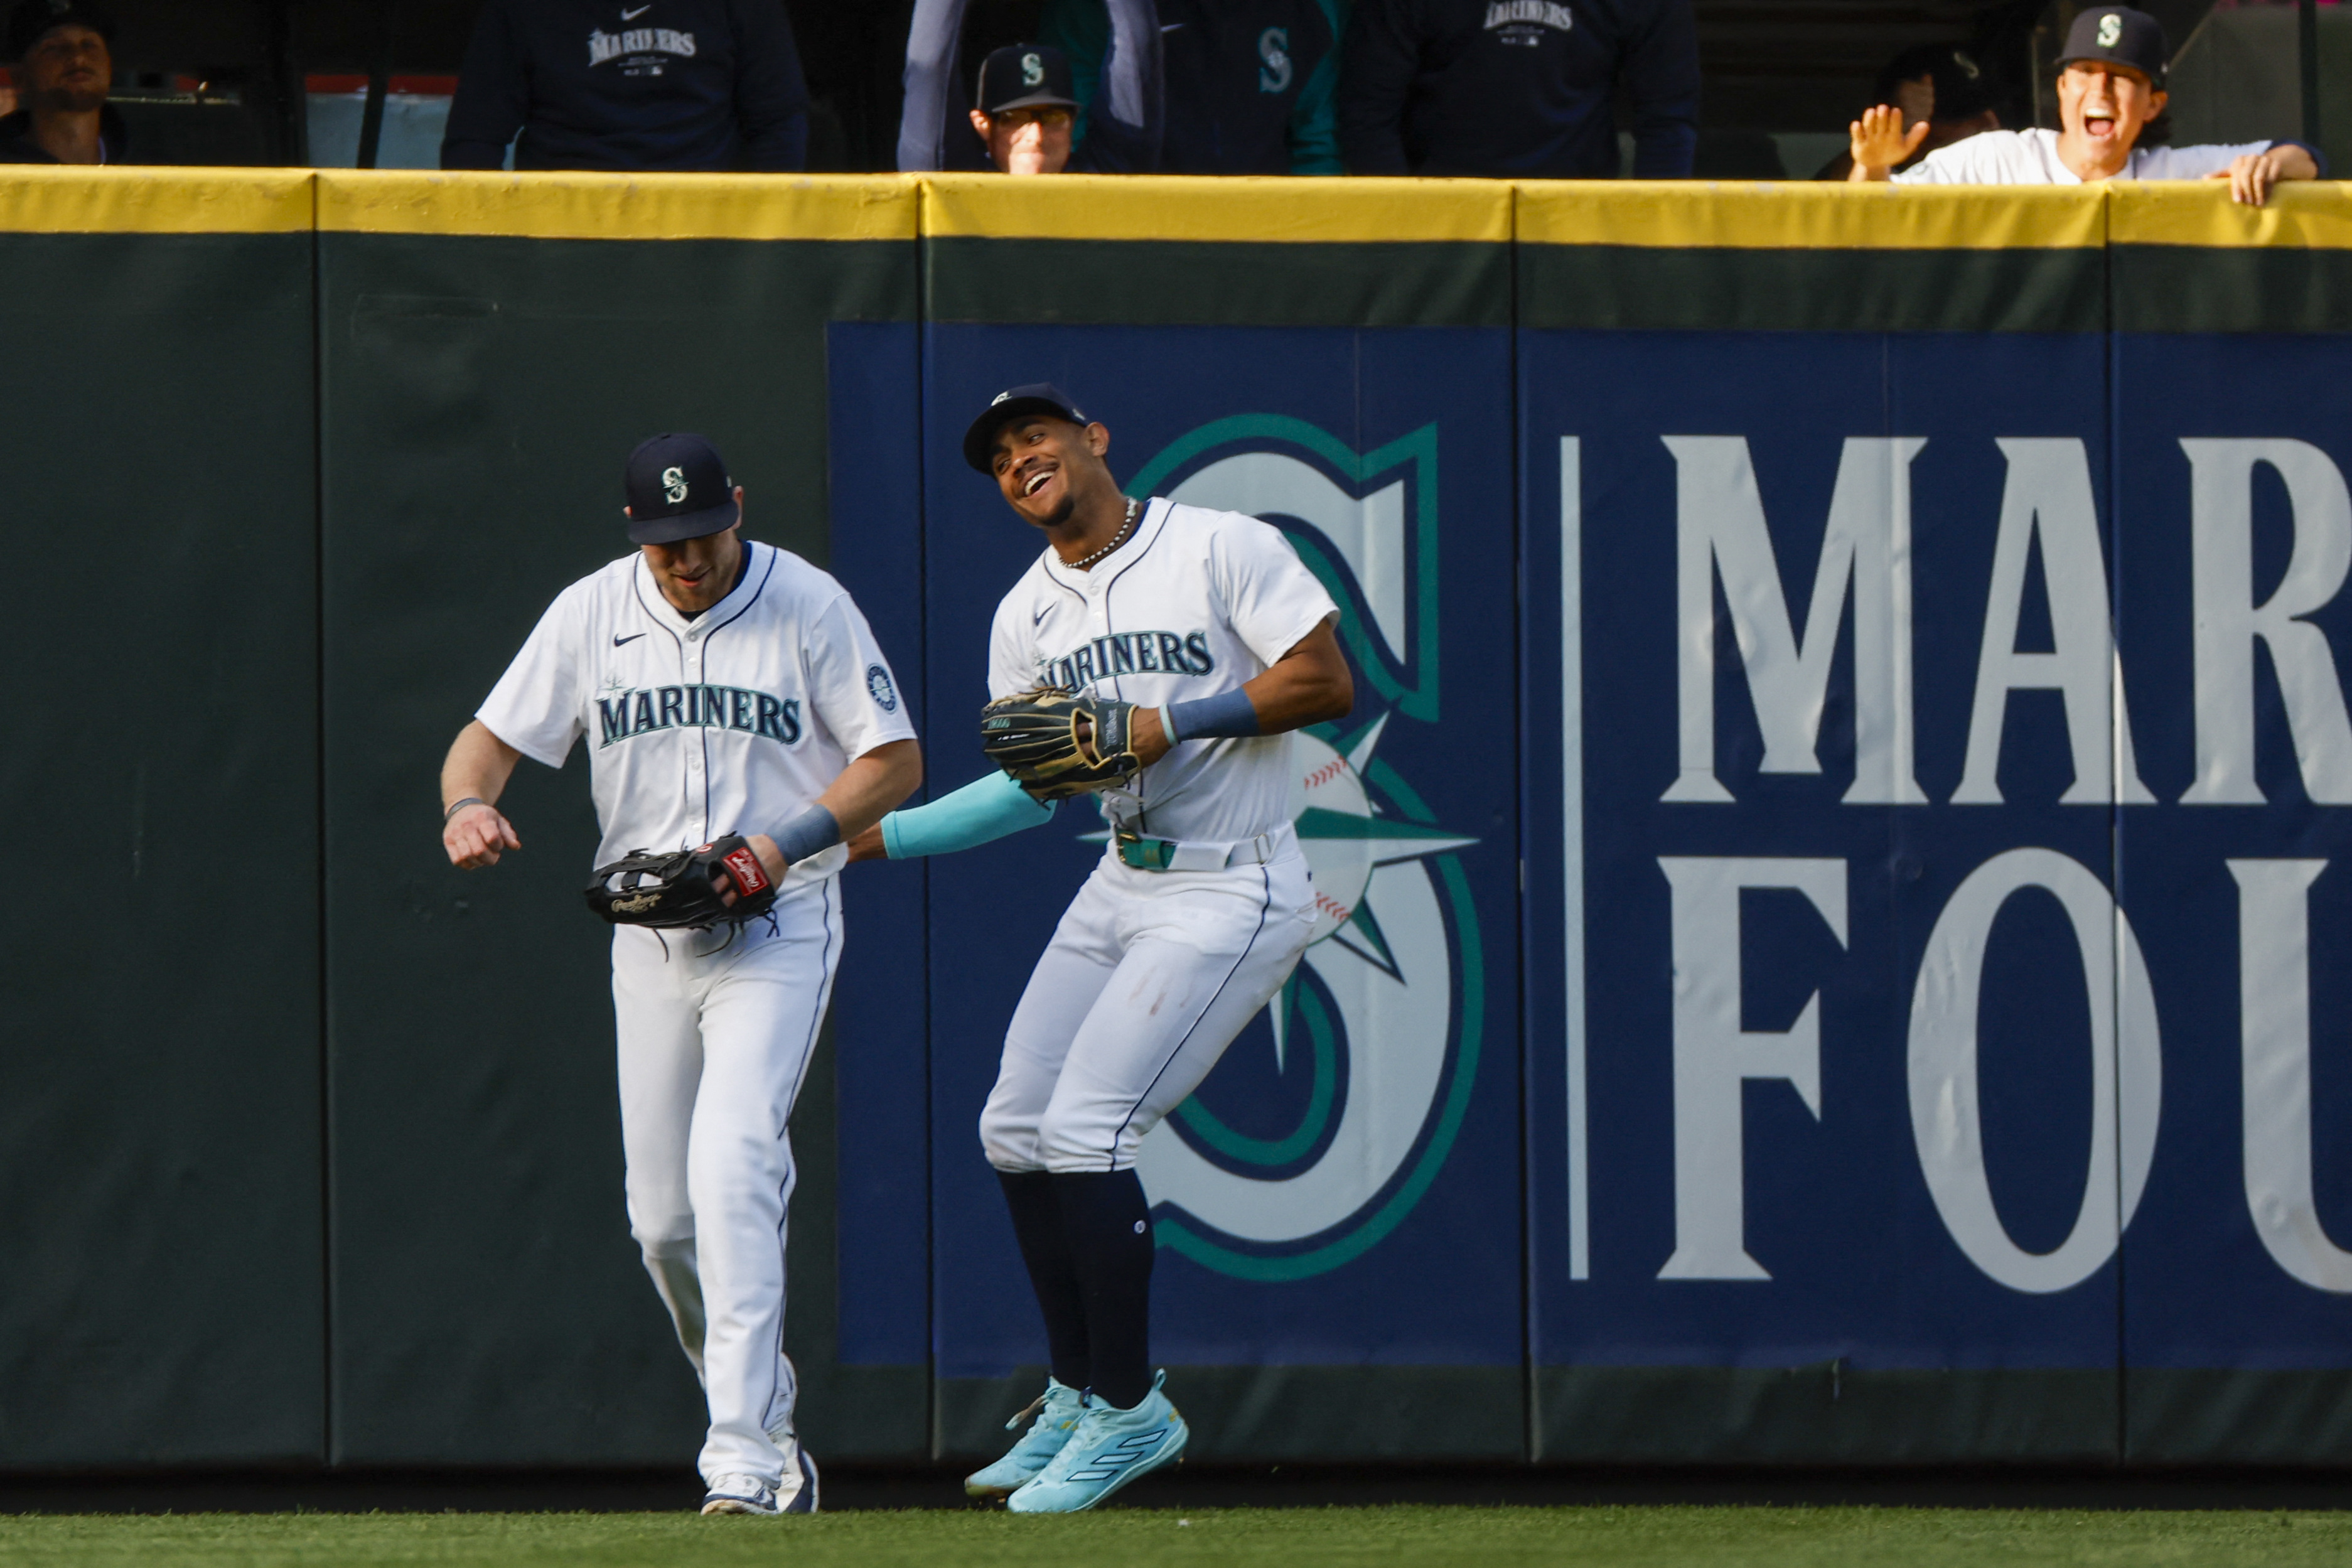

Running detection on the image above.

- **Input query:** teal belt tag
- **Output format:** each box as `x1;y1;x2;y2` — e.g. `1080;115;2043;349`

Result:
1115;832;1179;872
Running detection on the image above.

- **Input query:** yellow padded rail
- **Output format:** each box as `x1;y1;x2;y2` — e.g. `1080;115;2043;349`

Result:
0;166;312;234
0;167;2343;249
921;172;1513;243
2108;180;2352;248
1517;180;2107;250
316;169;919;240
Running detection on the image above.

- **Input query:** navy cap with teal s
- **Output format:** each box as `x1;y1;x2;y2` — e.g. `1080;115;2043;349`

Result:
624;432;739;544
964;384;1089;473
975;43;1078;117
2058;7;2167;85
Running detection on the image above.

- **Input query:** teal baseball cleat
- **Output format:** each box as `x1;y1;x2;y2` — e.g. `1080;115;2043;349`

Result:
1004;1372;1186;1513
964;1377;1085;1500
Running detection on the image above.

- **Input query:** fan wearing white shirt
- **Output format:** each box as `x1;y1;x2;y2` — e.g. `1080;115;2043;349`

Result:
1848;6;2321;206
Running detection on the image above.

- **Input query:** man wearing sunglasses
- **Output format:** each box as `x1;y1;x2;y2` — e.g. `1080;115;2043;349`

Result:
969;43;1146;174
899;0;1161;175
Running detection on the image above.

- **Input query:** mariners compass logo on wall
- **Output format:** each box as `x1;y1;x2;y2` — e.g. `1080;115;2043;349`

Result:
1124;416;1483;1281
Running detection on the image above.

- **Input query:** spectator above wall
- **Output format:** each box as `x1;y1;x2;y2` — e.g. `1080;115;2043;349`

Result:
1041;0;1345;175
441;0;810;173
964;43;1082;174
1813;40;2002;181
1337;0;1699;179
899;0;1162;172
0;0;126;164
1848;6;2322;206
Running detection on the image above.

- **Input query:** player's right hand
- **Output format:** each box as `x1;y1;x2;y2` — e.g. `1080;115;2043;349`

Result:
844;822;888;862
1848;104;1929;179
444;803;521;869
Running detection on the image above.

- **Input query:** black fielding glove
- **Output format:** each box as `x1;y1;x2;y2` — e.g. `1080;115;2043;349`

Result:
584;834;778;928
980;687;1143;802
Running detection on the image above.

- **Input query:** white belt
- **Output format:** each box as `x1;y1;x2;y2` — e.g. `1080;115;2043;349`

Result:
1112;820;1292;873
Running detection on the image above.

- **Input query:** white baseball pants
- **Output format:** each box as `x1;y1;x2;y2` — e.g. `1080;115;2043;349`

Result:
982;832;1316;1174
611;878;839;1488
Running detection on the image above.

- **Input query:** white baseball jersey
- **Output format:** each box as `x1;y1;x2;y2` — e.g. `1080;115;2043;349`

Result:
987;498;1339;846
480;539;916;887
1893;128;2272;185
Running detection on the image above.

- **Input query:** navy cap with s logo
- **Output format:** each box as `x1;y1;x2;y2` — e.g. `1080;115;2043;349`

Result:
623;432;740;544
962;383;1090;473
975;42;1078;116
2056;6;2167;85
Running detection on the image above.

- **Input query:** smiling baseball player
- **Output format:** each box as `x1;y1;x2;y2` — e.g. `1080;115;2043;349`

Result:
846;385;1352;1511
439;432;921;1517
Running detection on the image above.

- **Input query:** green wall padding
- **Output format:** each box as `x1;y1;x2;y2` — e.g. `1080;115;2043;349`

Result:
0;231;323;1467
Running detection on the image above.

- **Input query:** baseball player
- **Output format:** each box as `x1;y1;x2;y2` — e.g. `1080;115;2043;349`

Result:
439;433;921;1516
847;385;1353;1511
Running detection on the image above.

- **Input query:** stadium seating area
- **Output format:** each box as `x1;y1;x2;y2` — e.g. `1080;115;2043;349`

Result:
0;0;2338;180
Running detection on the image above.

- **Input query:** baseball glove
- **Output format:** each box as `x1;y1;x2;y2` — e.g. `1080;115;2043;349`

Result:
584;835;777;928
980;686;1143;801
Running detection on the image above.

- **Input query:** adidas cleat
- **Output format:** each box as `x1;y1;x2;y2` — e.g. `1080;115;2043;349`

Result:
1004;1371;1186;1513
965;1378;1084;1500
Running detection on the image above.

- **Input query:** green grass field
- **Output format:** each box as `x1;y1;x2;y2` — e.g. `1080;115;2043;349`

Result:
4;1506;2351;1567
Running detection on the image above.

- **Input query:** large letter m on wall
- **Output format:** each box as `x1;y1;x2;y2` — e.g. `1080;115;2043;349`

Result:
1663;436;1928;806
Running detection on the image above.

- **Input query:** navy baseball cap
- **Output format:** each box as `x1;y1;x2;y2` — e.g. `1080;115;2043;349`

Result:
8;0;112;59
964;383;1090;473
1876;41;1997;123
2058;7;2167;85
975;43;1078;117
624;433;740;545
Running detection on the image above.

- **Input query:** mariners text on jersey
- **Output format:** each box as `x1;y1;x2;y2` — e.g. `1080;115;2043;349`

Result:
478;540;915;881
1034;631;1215;692
598;683;802;747
988;499;1339;846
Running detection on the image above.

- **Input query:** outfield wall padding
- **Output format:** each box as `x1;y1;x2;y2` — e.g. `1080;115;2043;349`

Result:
0;171;323;1468
2;169;2349;1471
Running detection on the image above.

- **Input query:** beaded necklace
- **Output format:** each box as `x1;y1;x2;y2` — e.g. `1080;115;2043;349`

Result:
1066;497;1142;571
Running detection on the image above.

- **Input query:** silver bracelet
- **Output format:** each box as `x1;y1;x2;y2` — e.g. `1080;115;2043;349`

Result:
443;797;488;822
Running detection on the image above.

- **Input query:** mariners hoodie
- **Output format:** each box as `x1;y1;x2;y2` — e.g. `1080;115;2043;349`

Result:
1338;0;1697;178
1044;0;1345;175
443;0;808;171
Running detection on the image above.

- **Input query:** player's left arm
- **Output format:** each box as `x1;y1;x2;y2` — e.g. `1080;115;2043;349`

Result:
1130;615;1351;766
746;738;923;882
749;589;926;881
2208;141;2321;207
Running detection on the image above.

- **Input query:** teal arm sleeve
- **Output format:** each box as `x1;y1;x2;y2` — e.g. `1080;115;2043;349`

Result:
880;770;1057;859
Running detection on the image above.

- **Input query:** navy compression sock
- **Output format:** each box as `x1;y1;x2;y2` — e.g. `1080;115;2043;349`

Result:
1053;1169;1156;1410
997;1169;1091;1392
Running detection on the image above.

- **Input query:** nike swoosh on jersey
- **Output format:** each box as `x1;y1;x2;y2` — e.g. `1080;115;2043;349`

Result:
614;631;648;646
1031;606;1053;627
621;3;651;18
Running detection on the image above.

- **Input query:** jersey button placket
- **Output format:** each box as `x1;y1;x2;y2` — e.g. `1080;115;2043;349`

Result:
684;624;706;832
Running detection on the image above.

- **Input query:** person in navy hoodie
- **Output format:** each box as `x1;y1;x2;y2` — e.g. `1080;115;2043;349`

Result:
1338;0;1697;178
442;0;809;171
1041;0;1346;175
